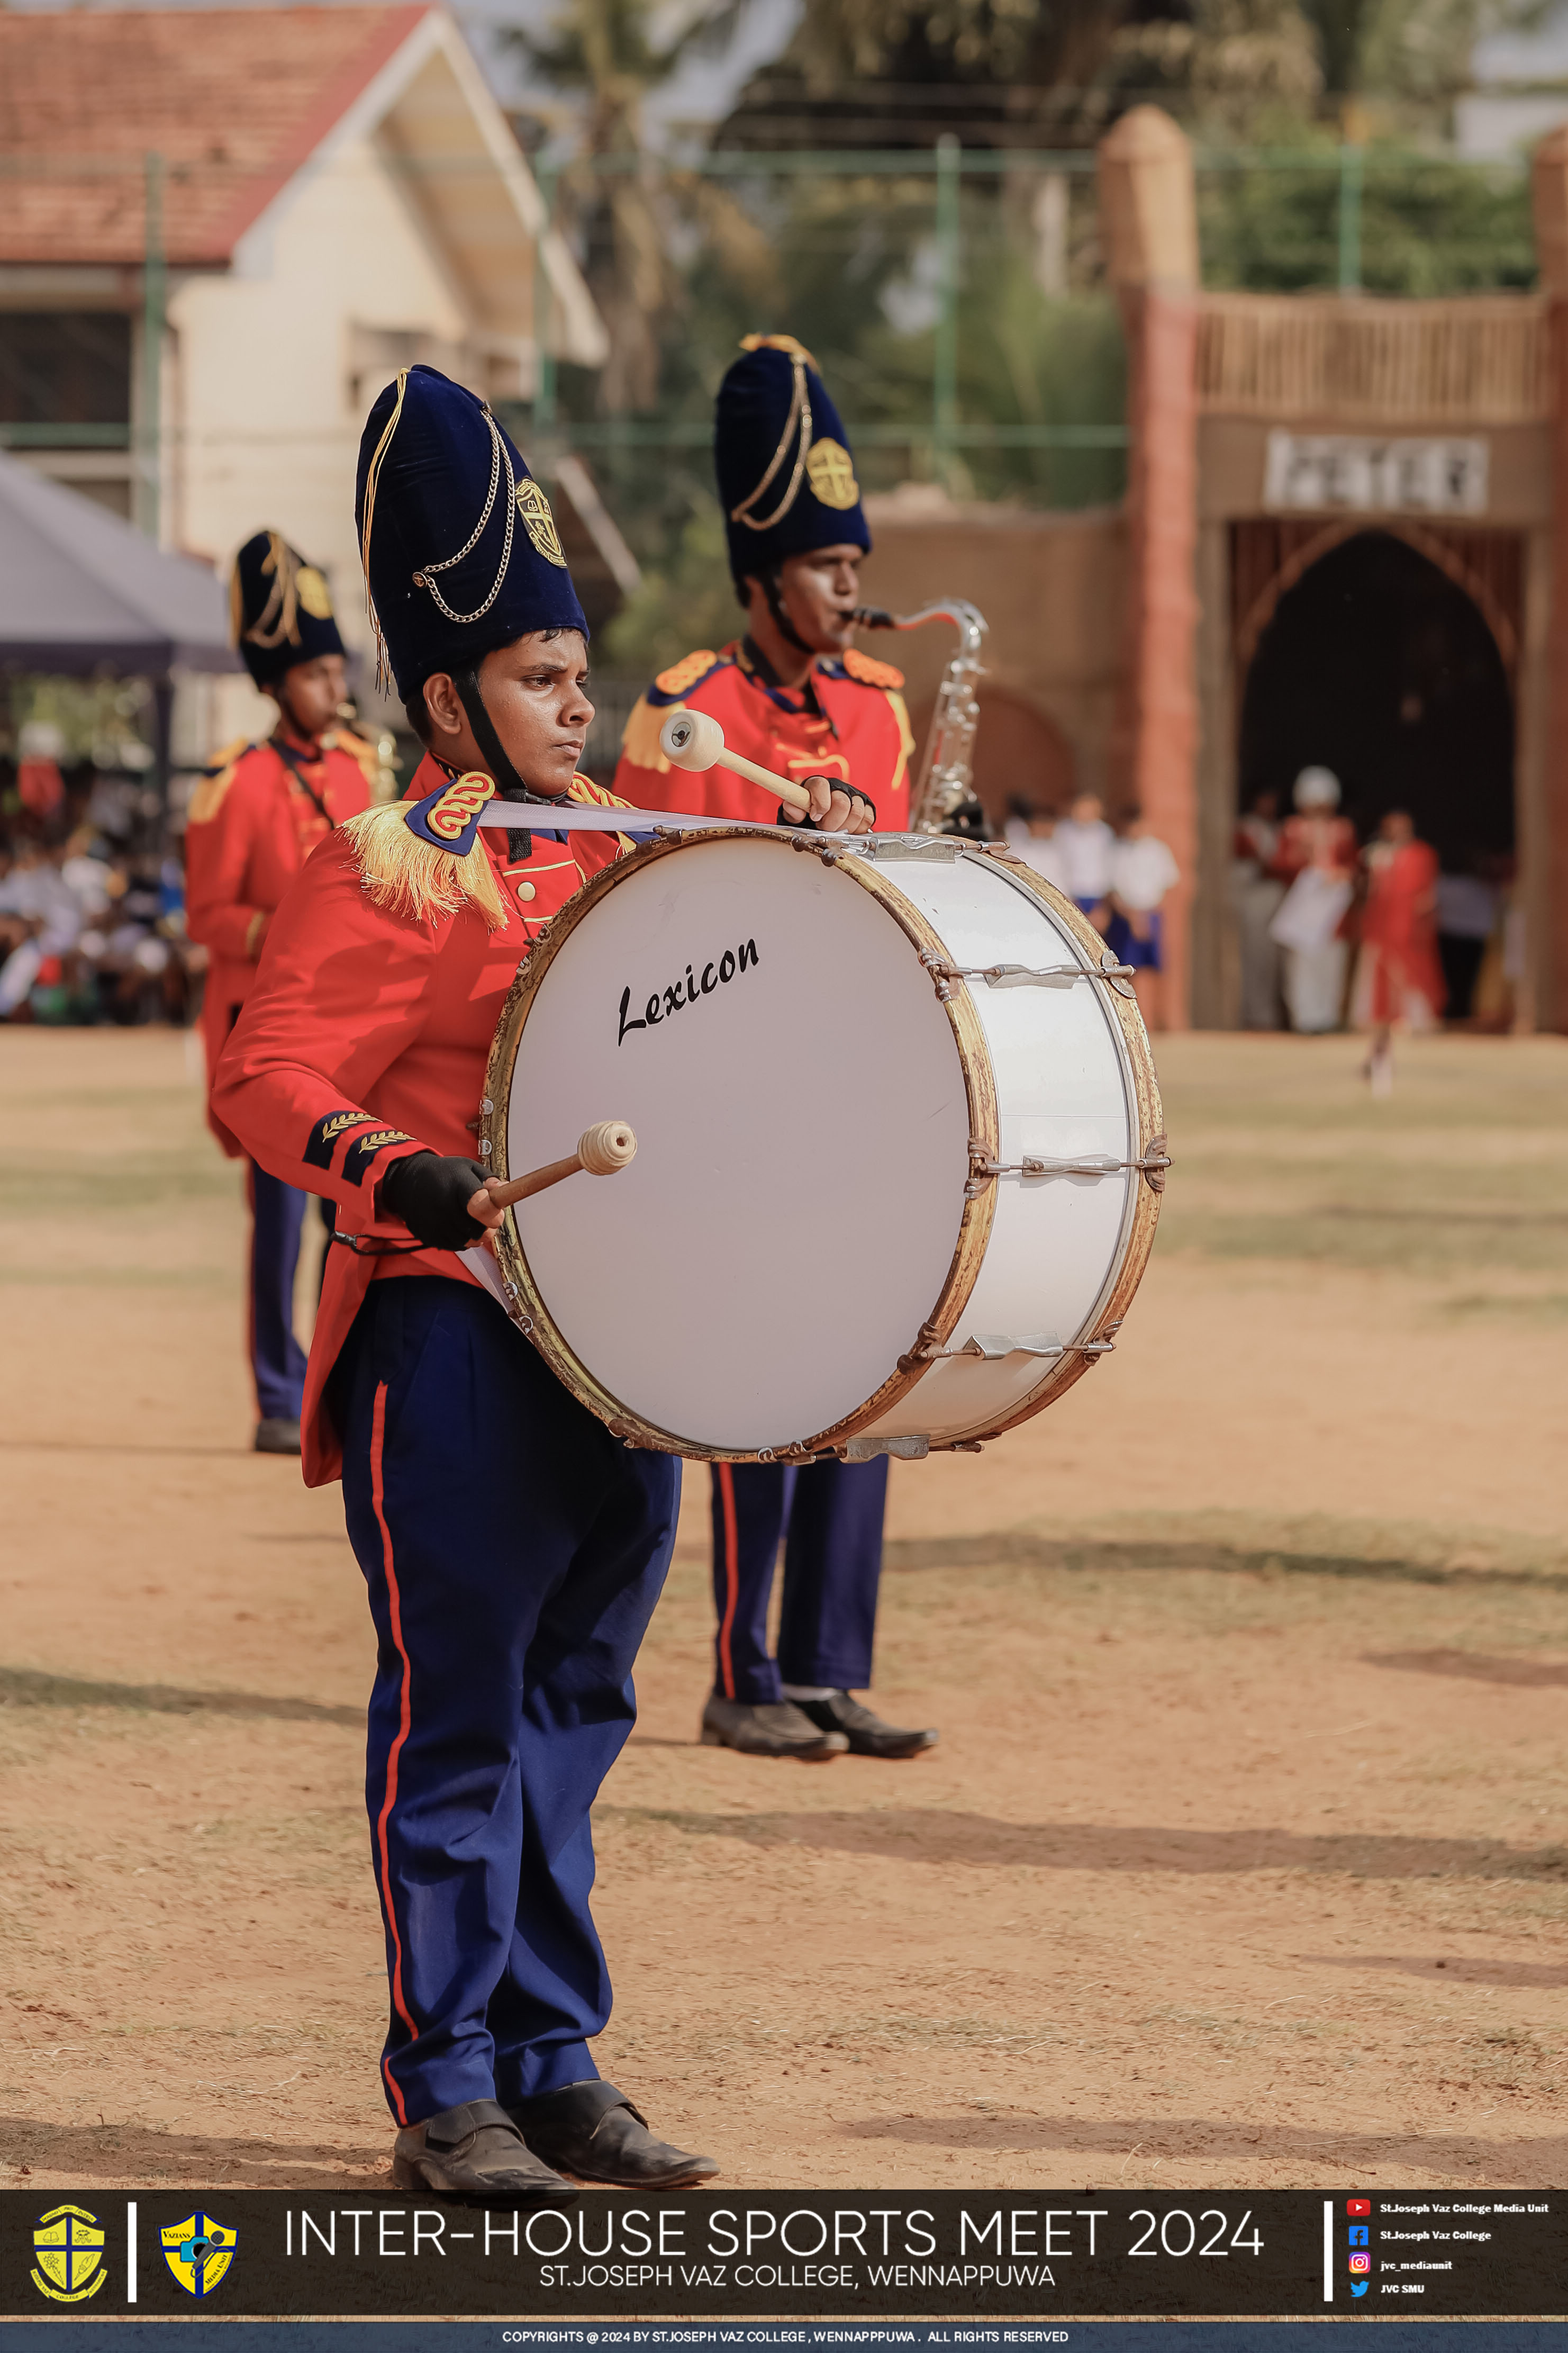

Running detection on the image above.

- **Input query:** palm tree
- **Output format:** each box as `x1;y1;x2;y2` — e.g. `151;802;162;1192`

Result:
511;0;768;414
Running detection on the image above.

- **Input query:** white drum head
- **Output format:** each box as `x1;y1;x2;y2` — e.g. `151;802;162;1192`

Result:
496;835;976;1453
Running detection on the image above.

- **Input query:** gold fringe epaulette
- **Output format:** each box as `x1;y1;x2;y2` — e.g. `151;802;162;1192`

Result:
567;773;639;853
655;648;719;698
618;692;678;773
842;647;905;691
185;736;258;826
324;723;383;788
339;802;507;933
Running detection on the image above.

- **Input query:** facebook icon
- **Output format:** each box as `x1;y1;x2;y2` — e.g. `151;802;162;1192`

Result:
1348;2226;1370;2247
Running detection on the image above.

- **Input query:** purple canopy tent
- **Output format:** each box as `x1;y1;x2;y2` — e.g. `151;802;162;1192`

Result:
0;449;239;804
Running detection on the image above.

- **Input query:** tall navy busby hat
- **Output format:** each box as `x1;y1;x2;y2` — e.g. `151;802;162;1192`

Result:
356;364;586;704
715;335;870;590
229;530;346;688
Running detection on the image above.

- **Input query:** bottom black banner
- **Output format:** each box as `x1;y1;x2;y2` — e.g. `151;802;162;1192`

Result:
2;2191;1561;2320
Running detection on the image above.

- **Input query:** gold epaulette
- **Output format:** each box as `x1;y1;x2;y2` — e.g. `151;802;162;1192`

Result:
324;723;379;777
842;647;905;692
186;736;259;826
654;648;719;698
567;775;633;811
619;693;676;773
568;773;639;853
339;802;507;933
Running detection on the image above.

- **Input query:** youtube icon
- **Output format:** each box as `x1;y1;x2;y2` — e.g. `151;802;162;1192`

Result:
1347;2199;1372;2216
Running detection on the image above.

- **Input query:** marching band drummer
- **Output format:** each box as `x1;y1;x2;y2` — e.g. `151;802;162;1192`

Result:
613;336;938;1770
185;534;377;1453
212;367;872;2204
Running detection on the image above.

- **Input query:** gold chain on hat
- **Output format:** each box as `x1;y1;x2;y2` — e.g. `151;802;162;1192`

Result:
729;341;813;535
237;530;302;650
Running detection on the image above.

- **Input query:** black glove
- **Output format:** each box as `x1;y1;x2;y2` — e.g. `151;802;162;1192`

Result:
379;1151;491;1249
782;783;877;832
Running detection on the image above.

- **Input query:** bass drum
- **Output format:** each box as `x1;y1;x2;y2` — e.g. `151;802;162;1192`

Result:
481;830;1166;1461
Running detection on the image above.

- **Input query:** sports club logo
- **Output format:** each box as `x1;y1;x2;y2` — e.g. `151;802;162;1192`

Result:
162;2213;237;2295
31;2205;106;2302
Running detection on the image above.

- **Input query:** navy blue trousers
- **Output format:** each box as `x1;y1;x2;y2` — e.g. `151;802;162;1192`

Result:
336;1277;681;2126
247;1160;330;1421
710;1455;890;1705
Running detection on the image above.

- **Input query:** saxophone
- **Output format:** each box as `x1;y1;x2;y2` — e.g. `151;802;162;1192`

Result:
853;599;989;836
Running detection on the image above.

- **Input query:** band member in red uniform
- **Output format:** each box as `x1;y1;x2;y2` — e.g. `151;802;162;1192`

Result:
214;367;868;2205
185;533;375;1452
614;336;937;1769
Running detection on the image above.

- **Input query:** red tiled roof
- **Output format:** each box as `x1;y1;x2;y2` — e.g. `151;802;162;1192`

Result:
0;6;430;267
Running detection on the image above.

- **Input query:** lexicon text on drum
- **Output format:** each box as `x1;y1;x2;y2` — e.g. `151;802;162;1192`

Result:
617;940;760;1045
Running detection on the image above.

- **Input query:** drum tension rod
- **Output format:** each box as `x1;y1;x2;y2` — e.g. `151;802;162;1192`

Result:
966;1134;1172;1193
921;950;1138;1002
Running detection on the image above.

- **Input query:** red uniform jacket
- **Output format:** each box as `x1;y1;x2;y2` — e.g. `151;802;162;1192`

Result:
185;728;376;1153
611;639;914;827
211;755;635;1486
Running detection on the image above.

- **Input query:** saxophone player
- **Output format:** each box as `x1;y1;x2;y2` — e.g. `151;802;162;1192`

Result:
613;333;938;1767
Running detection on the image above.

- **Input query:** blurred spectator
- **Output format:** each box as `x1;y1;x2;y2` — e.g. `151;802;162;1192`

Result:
1231;787;1284;1029
1106;804;1180;1029
1352;809;1445;1095
0;840;83;1016
16;720;67;822
1054;788;1116;921
1268;767;1358;1034
1003;797;1070;891
1435;857;1498;1024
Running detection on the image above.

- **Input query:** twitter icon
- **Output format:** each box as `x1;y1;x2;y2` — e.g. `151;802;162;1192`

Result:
1352;2283;1370;2299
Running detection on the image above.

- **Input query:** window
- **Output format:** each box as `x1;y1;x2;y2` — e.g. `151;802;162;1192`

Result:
0;312;132;426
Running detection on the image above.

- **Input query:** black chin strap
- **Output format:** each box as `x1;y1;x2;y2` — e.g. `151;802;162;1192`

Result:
759;565;813;658
451;662;547;860
452;663;535;803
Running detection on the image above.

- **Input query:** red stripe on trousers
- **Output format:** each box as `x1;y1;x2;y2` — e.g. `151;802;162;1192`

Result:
716;1461;740;1700
369;1379;418;2123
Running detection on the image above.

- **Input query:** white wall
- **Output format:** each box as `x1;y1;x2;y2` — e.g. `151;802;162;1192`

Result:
169;134;474;656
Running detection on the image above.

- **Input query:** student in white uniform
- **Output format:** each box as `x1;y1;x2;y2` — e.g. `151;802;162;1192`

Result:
1107;805;1180;1029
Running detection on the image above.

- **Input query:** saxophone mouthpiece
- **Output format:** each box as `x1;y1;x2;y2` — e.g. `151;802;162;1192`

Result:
851;605;896;629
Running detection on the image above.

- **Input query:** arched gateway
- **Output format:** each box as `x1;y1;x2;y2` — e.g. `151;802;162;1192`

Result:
1100;107;1568;1028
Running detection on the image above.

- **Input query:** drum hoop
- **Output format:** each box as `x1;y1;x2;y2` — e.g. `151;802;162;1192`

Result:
481;827;1000;1461
933;853;1166;1444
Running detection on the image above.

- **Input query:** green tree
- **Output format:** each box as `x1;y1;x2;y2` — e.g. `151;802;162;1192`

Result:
511;0;770;412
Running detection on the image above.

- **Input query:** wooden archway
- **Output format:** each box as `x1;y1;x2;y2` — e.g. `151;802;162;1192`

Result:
1232;517;1523;678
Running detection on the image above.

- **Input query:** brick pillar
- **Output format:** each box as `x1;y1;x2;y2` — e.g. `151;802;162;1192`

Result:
1099;108;1200;1029
1532;129;1568;1032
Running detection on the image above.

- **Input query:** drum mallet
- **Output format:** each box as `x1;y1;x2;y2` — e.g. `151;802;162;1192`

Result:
485;1120;637;1210
659;709;814;813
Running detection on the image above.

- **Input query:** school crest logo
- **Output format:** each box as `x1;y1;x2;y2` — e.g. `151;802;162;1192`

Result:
162;2213;237;2296
296;565;334;619
31;2205;107;2302
516;477;568;567
806;437;859;510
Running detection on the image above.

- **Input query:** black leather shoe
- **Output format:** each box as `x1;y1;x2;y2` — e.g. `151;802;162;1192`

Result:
253;1417;302;1455
392;2098;576;2204
511;2080;719;2187
701;1693;847;1760
793;1690;938;1759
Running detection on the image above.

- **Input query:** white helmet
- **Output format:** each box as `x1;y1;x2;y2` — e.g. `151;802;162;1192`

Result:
1293;766;1340;811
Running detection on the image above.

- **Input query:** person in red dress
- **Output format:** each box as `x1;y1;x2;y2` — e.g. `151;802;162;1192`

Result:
185;532;376;1452
613;335;936;1769
1352;808;1445;1093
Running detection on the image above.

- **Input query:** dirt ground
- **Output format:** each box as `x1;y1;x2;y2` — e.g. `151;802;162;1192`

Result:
1;1025;1565;2194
